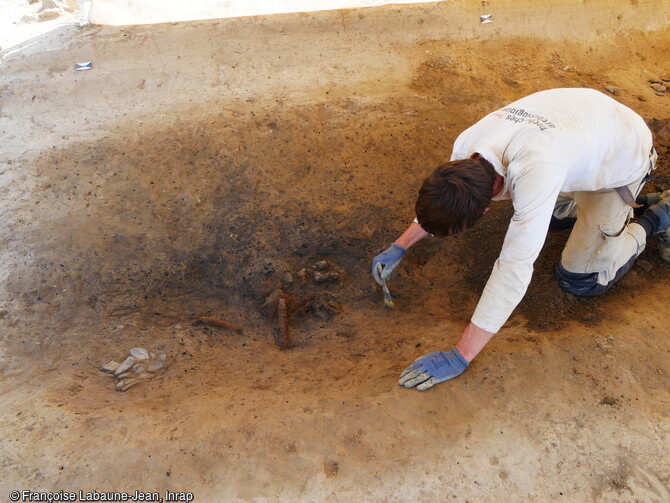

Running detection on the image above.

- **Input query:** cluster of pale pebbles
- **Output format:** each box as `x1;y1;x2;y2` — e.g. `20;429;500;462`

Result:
100;348;167;392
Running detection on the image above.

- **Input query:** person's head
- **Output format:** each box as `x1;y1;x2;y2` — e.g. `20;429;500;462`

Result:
415;157;496;237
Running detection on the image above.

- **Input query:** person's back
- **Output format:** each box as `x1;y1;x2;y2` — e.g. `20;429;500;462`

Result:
451;88;653;194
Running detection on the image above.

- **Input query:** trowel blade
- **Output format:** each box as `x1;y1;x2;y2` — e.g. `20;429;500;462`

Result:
375;263;394;309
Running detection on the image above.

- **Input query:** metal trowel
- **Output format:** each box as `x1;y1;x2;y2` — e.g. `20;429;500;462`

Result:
374;263;394;309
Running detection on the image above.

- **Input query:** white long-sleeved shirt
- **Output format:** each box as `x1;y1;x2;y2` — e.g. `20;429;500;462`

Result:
450;88;652;333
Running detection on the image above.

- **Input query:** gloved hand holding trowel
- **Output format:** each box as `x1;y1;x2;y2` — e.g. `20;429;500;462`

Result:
370;88;668;392
371;244;404;309
371;219;432;307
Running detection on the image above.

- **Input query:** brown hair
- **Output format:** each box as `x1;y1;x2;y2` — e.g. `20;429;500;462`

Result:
415;157;496;237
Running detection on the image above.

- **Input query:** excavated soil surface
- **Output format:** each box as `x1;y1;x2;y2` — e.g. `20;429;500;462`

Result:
1;3;670;502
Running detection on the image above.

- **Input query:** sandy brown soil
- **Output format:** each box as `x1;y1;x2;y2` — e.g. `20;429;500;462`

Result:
1;1;670;502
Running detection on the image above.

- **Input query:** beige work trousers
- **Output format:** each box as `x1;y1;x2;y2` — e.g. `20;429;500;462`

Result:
555;148;657;289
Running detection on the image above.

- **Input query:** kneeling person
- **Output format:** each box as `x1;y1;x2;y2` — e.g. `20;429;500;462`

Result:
372;88;668;391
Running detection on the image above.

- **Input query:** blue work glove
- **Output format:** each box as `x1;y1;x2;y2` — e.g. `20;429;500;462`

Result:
371;243;406;286
398;347;469;391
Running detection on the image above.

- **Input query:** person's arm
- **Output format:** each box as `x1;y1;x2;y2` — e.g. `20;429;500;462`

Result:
394;221;430;250
400;163;566;391
455;322;495;362
372;221;429;285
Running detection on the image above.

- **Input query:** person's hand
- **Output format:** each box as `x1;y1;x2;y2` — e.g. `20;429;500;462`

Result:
398;348;469;391
371;243;406;286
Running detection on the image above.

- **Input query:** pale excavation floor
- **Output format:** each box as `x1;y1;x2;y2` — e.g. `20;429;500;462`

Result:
1;2;670;502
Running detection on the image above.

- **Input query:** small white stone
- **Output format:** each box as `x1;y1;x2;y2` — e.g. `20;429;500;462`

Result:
146;361;164;373
37;8;62;20
41;0;61;9
130;347;150;360
100;361;120;374
157;353;167;361
116;378;142;392
114;356;136;375
604;85;620;96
